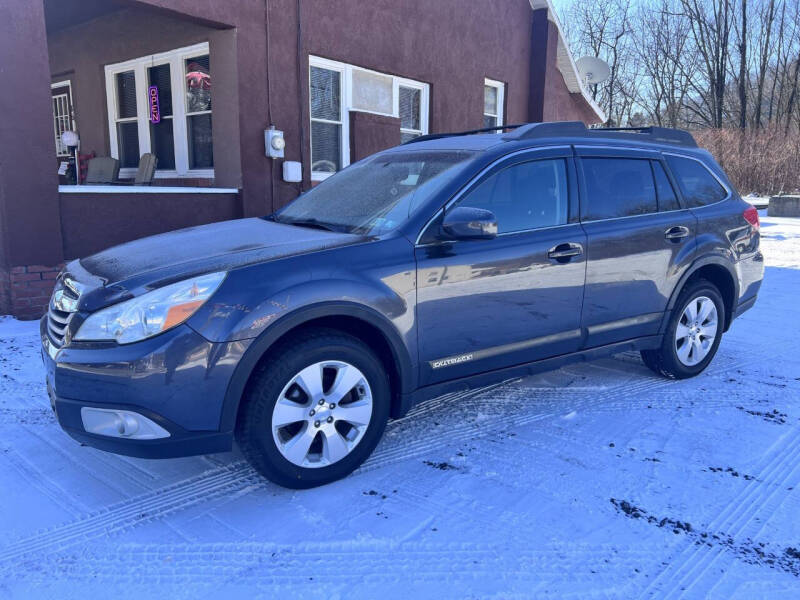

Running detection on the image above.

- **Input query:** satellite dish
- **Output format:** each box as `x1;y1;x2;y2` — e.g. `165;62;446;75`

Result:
576;56;611;86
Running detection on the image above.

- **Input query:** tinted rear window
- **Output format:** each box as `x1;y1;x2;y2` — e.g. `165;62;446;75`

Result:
653;161;680;211
666;155;728;207
582;158;657;220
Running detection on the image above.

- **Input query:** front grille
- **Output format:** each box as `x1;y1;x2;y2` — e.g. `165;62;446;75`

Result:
47;276;81;348
47;306;72;348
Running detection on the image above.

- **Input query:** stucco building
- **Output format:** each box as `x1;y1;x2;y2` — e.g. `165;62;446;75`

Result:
0;0;603;318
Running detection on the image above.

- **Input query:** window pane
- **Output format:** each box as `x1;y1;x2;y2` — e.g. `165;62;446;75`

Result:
311;121;341;173
117;121;140;169
187;113;213;169
116;71;137;119
401;131;419;144
150;119;175;170
310;67;340;121
484;85;498;115
653;161;680;211
457;159;569;233
399;86;420;131
582;158;657;220
147;64;172;116
352;70;393;114
185;55;211;113
666;155;727;208
483;115;498;129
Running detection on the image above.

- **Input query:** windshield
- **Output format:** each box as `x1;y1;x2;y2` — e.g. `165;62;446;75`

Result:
274;150;477;234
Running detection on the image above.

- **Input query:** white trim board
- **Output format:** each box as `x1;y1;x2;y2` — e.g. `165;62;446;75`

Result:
59;185;237;194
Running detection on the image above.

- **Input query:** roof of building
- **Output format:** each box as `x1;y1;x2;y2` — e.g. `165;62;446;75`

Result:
531;0;607;123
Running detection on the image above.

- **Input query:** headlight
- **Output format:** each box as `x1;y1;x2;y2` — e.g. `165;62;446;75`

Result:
75;272;226;344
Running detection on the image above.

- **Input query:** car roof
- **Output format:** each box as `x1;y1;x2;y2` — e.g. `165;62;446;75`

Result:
388;121;709;159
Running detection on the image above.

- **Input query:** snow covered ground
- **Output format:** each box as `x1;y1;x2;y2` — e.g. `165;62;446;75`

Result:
1;212;799;599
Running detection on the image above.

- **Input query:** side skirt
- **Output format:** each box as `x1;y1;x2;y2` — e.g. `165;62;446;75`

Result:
398;335;663;415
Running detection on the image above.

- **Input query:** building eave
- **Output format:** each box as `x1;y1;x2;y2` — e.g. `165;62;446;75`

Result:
530;0;607;123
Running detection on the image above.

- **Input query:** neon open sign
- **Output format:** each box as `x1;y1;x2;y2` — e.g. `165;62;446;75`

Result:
148;86;160;124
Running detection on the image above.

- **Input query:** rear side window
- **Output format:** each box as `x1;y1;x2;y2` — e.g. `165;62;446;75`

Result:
581;158;657;220
652;161;680;211
455;158;568;234
666;155;728;207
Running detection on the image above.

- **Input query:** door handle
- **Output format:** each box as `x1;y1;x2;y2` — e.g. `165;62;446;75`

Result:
665;226;690;241
548;242;583;262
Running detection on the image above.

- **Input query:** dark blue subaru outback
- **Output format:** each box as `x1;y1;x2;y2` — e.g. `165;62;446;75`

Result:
42;122;763;488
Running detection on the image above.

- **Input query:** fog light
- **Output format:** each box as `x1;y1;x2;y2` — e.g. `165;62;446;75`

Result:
80;407;170;440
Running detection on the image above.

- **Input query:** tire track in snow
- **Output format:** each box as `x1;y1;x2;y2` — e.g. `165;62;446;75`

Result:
0;352;749;565
14;540;652;591
0;462;259;565
637;425;800;599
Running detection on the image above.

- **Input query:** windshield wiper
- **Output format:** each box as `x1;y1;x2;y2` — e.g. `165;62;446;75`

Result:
276;217;344;232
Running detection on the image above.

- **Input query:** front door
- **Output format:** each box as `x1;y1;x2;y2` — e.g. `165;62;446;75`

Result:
52;82;75;159
577;148;697;348
415;148;587;386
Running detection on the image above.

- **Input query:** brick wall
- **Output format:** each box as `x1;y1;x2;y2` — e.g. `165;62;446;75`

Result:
0;264;62;320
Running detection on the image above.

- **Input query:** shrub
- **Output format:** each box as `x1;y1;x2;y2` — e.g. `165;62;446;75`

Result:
693;127;800;197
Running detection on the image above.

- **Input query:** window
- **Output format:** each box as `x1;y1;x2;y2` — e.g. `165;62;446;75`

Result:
114;71;140;168
483;78;505;130
652;161;680;211
666;155;728;207
147;64;174;170
51;82;74;157
454;159;568;234
185;55;213;169
309;56;429;180
582;158;657;221
399;86;422;143
105;43;213;178
310;65;343;176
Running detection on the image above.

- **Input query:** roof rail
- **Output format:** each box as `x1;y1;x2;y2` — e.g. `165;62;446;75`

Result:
403;123;527;144
502;121;588;140
591;126;697;148
403;121;698;148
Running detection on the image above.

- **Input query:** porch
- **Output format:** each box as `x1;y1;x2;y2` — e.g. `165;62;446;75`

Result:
0;0;272;317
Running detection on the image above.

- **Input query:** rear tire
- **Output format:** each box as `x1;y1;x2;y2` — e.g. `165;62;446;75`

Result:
236;329;390;488
641;279;725;379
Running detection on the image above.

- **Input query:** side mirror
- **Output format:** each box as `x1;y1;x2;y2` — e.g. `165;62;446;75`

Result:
441;207;498;240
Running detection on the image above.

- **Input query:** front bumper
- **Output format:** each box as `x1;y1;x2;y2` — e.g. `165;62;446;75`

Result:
42;319;253;458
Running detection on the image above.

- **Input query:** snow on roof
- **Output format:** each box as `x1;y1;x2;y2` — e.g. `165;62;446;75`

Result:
530;0;607;123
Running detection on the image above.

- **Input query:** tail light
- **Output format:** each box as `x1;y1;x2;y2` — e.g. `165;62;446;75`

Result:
743;206;760;230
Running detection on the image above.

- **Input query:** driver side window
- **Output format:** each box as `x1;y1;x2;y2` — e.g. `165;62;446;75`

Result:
453;159;569;234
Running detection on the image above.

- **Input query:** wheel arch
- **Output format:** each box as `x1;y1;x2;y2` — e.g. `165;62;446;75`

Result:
663;258;739;333
219;302;415;433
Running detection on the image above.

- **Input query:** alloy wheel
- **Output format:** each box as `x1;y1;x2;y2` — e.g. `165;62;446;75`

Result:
271;361;373;468
675;295;718;367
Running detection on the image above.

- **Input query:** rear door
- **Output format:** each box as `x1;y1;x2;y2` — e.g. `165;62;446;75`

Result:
577;147;697;348
415;147;587;385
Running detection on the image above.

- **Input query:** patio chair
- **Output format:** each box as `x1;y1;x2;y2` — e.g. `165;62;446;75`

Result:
114;153;158;185
84;157;120;184
133;153;157;185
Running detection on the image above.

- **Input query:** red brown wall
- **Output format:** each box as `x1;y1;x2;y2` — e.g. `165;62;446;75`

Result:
59;191;241;258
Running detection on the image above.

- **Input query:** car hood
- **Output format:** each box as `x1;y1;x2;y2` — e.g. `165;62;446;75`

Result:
73;218;365;308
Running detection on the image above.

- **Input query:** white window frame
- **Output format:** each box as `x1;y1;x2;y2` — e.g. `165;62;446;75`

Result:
484;78;505;131
51;81;75;157
309;56;429;181
104;42;213;179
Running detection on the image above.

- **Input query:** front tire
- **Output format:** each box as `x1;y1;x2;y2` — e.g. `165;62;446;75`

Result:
236;329;390;488
641;279;725;379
